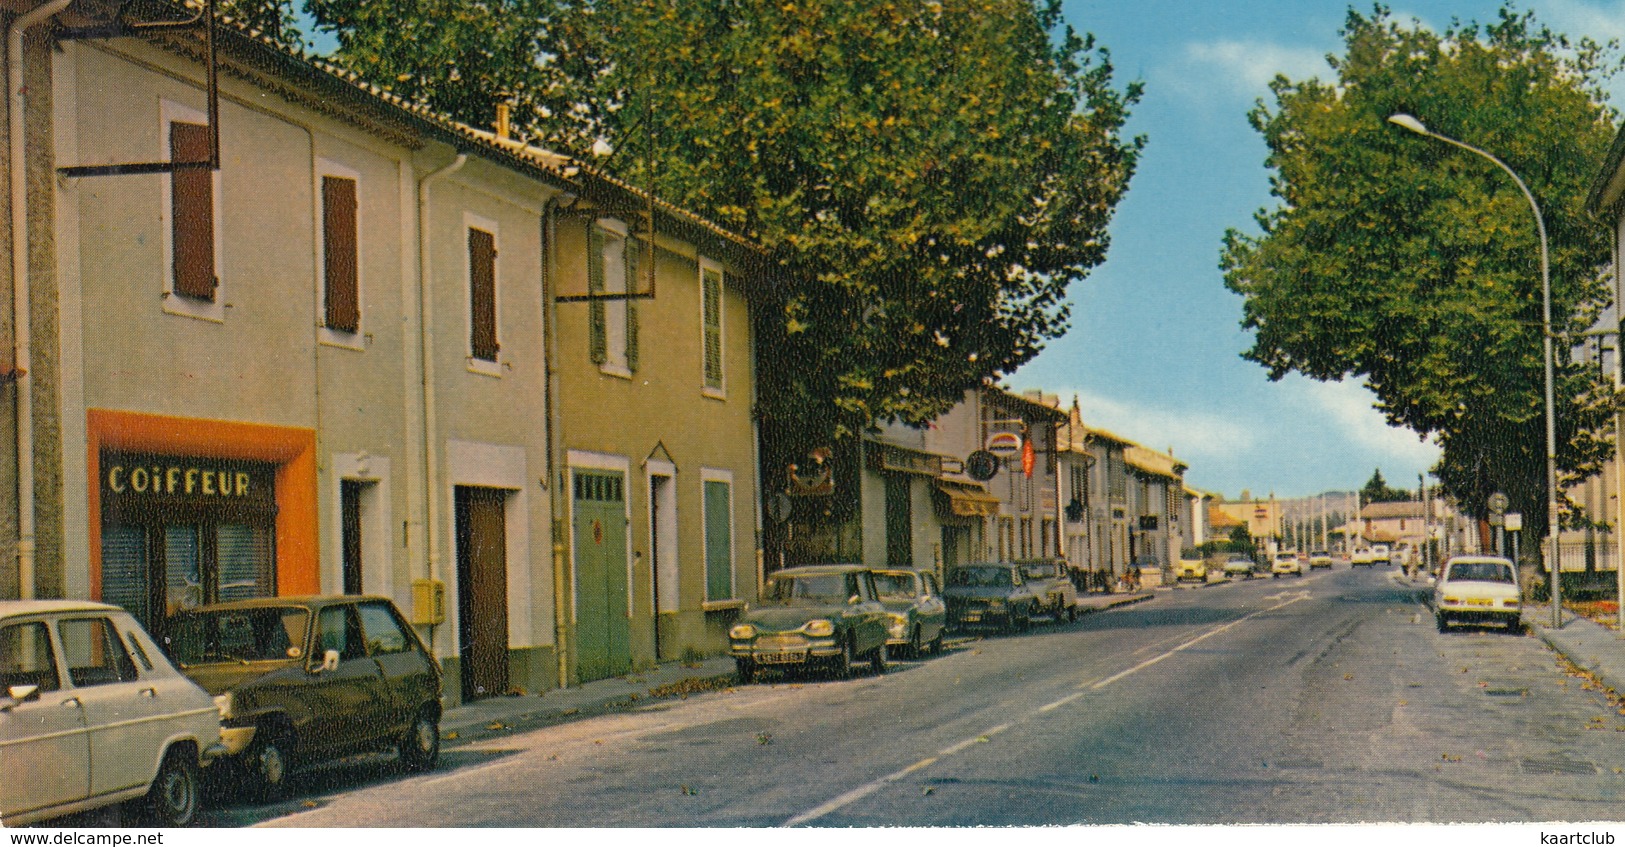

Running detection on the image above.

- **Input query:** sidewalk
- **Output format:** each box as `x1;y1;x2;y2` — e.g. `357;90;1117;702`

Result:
1529;605;1625;696
437;589;1157;749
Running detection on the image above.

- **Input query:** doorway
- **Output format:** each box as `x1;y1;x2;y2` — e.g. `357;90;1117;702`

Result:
454;486;509;701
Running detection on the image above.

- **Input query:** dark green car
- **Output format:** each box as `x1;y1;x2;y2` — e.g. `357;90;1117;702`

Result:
167;596;442;798
943;562;1046;633
729;565;891;682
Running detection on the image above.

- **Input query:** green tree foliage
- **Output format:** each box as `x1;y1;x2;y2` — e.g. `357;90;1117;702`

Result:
1221;5;1620;546
590;0;1143;463
303;0;606;154
1360;468;1411;503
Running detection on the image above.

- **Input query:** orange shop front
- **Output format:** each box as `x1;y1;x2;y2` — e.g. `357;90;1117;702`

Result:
86;410;319;634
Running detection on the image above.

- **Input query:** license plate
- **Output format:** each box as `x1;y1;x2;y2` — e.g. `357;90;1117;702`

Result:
1466;598;1493;607
961;613;982;622
757;652;803;664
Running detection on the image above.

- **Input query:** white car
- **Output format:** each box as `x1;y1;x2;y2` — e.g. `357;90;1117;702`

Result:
1;600;223;826
1271;551;1303;577
1309;551;1334;569
1351;548;1378;567
1434;556;1522;633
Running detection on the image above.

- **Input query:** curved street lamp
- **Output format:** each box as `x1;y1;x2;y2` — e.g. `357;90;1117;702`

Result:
1386;113;1562;629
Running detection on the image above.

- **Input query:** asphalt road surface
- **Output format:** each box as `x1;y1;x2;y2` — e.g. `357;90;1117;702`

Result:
226;566;1625;827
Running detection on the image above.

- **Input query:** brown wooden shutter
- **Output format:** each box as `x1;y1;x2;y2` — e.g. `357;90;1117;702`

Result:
170;122;216;300
469;228;499;361
322;176;360;332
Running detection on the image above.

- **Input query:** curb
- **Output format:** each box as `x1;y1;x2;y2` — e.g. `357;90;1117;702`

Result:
1533;622;1625;698
439;670;740;750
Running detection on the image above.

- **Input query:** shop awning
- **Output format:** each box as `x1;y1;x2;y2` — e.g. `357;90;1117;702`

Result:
936;480;1001;518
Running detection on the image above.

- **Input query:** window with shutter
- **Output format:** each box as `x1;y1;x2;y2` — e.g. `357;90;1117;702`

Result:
703;477;734;601
322;176;360;333
469;227;499;362
701;262;724;393
625;236;642;373
587;225;607;364
170;121;216;301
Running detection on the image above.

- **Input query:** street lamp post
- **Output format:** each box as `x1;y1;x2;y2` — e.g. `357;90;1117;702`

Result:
1387;113;1563;629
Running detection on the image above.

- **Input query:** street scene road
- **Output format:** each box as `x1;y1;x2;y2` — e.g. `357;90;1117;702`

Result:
194;568;1625;828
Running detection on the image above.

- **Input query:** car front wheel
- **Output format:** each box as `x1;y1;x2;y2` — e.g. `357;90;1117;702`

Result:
145;747;200;826
735;657;757;683
247;730;292;801
400;706;440;772
830;637;855;680
870;641;888;675
1436;613;1450;633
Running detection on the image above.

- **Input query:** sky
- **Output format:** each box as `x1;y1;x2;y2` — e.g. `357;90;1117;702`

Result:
1008;0;1625;500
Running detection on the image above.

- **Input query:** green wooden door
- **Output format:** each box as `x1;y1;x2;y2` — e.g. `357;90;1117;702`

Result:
574;471;631;681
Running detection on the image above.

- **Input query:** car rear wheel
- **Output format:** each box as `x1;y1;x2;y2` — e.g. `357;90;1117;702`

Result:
735;658;757;683
870;641;888;675
928;629;944;655
145;747;200;827
1436;613;1450;633
908;626;923;660
400;706;440;773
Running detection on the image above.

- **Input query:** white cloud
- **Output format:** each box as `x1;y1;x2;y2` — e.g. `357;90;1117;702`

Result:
1290;377;1441;469
1177;39;1331;99
1060;388;1258;457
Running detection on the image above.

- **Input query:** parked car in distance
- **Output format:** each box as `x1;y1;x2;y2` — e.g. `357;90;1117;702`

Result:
1309;551;1333;569
1433;556;1522;633
729;565;891;682
1272;551;1304;578
1369;543;1392;566
1;600;222;826
1223;555;1257;579
944;563;1046;632
1015;559;1079;622
872;568;948;658
1351;548;1378;567
1176;550;1209;583
166;595;442;798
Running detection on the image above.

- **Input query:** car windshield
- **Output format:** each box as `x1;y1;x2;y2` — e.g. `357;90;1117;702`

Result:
873;573;919;600
1276;553;1295;561
1020;564;1053;579
764;574;852;604
1447;561;1515;584
1312;551;1329;557
950;568;1012;588
168;607;309;665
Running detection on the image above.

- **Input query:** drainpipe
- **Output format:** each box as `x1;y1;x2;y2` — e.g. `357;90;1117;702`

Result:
541;194;570;689
9;0;72;599
416;152;466;649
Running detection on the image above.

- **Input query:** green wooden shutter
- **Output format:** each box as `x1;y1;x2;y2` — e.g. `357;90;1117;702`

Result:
625;237;641;373
704;480;733;601
587;225;607;364
702;266;724;389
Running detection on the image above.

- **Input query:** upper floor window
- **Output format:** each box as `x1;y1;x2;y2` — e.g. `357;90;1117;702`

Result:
700;258;725;396
161;102;224;322
321;171;360;335
466;214;500;371
588;221;640;376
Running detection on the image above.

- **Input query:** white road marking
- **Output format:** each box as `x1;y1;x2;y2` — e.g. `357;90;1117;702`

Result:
781;593;1311;826
1083;592;1311;691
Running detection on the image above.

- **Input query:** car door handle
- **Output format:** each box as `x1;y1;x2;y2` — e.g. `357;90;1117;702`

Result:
60;697;82;709
139;687;157;698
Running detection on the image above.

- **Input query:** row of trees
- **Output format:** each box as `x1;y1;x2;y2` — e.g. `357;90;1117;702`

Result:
215;0;1144;474
1224;5;1622;553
